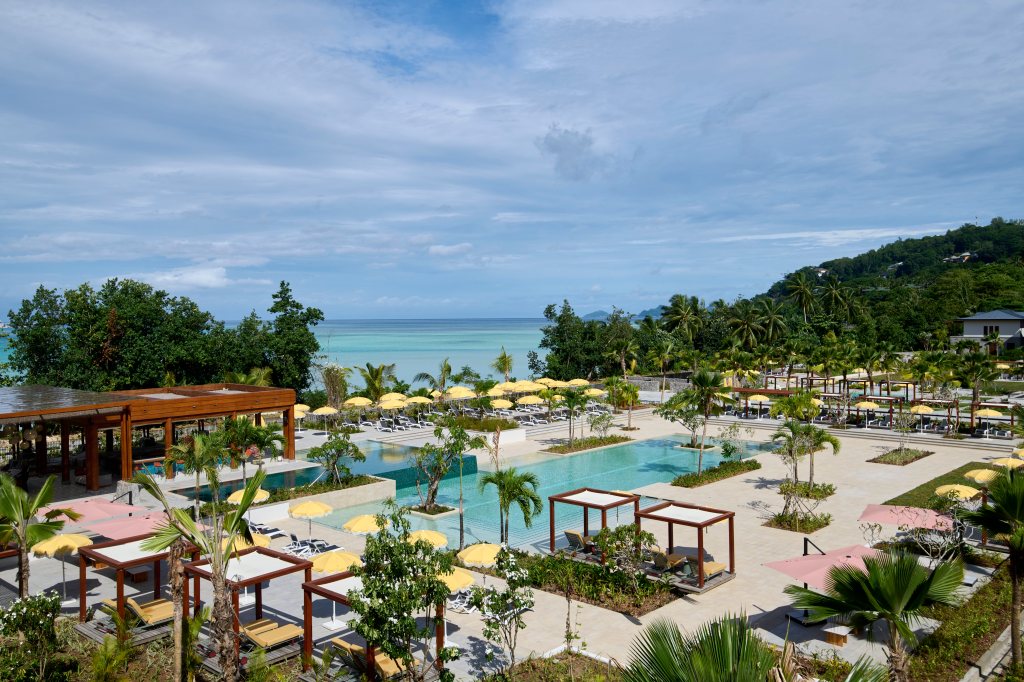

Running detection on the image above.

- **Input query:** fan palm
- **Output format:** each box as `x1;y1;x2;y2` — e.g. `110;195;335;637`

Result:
784;271;816;324
491;348;514;383
964;469;1024;669
358;362;397;401
786;552;963;682
680;368;732;474
0;473;78;597
958;352;999;427
478;468;542;544
413;358;452;393
224;367;273;386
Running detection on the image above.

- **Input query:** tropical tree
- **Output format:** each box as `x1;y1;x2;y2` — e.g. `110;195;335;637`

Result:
786;552;963;682
223;366;273;386
478;468;542;544
770;421;807;517
620;382;640;431
491;347;514;383
308;430;366;485
247;421;284;469
320;363;351;407
169;432;225;518
958;352;999;427
603;375;625;412
801;422;840;488
562;388;591;443
358;362;397;401
646;336;676;404
661;294;703;343
964;469;1024;670
606;336;638;380
470;548;534;674
784;271;817;324
675;368;732;474
769;390;819;423
414;357;452;393
222;415;258;483
0;473;78;598
728;301;764;349
758;299;788;343
136;469;267;682
820;275;851;320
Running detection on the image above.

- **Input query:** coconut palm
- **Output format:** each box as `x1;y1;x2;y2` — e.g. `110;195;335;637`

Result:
758;299;788;343
728;301;764;349
562;388;591;443
661;294;703;343
679;368;732;474
478;468;542;544
620;383;639;431
820;275;851;320
784;271;816;324
491;347;514;383
770;421;805;515
358;362;397;401
801;422;840;488
964;469;1024;670
645;337;676;404
222;415;258;483
413;358;452;393
786;552;963;682
169;433;225;519
248;422;284;470
603;375;625;412
0;473;78;598
606;337;639;380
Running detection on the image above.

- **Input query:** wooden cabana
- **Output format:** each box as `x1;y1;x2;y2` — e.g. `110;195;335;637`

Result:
183;546;312;659
876;379;917;401
77;533;199;623
731;387;793;418
301;571;446;679
634;501;735;588
548;488;640;553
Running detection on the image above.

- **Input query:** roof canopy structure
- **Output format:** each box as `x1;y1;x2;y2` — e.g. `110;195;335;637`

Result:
548;487;640;553
634;501;735;588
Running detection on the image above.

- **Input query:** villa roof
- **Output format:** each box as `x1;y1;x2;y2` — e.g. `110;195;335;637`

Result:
548;487;639;510
635;501;734;528
958;309;1024;321
185;546;311;588
302;571;362;605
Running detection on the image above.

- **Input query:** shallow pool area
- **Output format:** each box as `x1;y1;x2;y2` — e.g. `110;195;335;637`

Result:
319;436;771;549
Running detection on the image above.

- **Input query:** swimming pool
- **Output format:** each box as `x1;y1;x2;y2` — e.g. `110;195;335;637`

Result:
175;440;422;502
319;436;771;549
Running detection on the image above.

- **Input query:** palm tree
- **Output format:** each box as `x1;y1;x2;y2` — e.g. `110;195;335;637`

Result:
224;367;273;386
858;345;882;394
964;470;1024;670
620;383;639;430
728;301;764;349
169;433;225;519
491;348;514;383
820;275;851;320
413;358;452;393
222;415;257;482
680;368;732;474
786;552;963;681
757;299;788;343
0;474;78;597
606;337;639;379
801;422;840;489
562;389;591;443
784;271;816;324
136;469;266;682
958;352;999;427
661;294;703;343
358;362;397;401
646;337;676;404
603;376;625;413
478;468;542;544
769;422;805;515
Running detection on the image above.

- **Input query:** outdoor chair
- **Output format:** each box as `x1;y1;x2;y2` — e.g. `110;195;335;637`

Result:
376;421;394;433
101;597;173;627
331;638;411;679
650;548;685;572
680;558;727;582
564;530;594;553
241;619;303;650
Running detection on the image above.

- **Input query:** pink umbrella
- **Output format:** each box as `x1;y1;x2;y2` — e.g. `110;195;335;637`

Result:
84;514;168;540
39;498;149;525
858;504;953;532
764;544;879;590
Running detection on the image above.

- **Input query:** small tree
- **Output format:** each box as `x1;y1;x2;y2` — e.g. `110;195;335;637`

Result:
0;474;77;598
891;411;916;453
587;412;614;438
655;401;702;448
620;383;640;430
561;389;590;443
470;548;534;675
308;430;365;485
593;523;657;606
477;468;542;544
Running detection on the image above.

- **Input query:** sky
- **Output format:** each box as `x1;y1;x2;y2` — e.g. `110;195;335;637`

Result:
1;0;1023;320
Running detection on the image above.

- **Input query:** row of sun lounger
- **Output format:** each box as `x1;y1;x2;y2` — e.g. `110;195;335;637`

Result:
562;530;726;581
281;534;340;558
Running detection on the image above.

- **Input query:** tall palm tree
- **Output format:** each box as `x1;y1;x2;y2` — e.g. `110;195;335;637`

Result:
769;421;805;515
958;352;999;427
646;337;676;404
964;470;1024;669
478;468;542;544
169;433;225;519
491;347;514;383
661;294;703;343
784;271;816;324
0;474;78;597
858;345;883;394
680;368;732;474
358;362;397;401
820;275;851;321
562;388;591;442
606;337;639;379
603;375;625;412
786;552;963;682
801;422;840;488
222;415;258;482
413;358;452;393
620;383;639;431
757;299;788;344
728;301;764;349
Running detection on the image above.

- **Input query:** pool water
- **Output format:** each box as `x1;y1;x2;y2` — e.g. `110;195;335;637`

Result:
176;440;421;502
319;436;771;549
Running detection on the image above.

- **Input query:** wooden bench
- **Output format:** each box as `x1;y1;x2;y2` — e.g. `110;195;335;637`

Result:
824;624;852;647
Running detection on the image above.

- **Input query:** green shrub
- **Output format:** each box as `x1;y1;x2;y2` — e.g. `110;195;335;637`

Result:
449;415;519;432
766;511;832;533
199;474;376;516
673;458;761;488
0;592;78;681
545;435;631;454
869;447;933;465
778;481;836;500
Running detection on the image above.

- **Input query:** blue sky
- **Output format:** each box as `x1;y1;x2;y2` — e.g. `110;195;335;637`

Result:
1;0;1023;319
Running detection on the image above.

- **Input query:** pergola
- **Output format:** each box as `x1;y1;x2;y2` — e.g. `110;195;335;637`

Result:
971;401;1016;429
731;387;793;417
183;546;311;656
634;501;735;588
301;571;446;678
548;488;640;553
0;383;296;491
77;533;199;622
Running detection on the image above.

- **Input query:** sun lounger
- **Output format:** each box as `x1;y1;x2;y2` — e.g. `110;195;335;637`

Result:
242;619;303;649
101;597;174;626
331;638;410;679
651;548;685;572
564;530;594;552
681;556;727;580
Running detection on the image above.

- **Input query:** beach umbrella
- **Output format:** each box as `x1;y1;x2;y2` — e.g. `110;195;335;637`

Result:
439;567;475;592
446;386;476;399
227;487;270;505
406;396;432;405
935;484;980;501
294;404;311;412
33;533;93;602
290;500;333;538
486;387;506;398
547;380;569;389
430;390;443;399
909;404;933;432
551;394;565;402
747;394;769;419
964;469;1000;485
379;392;407;402
494;382;518;391
517;395;543;406
221;533;270;553
312;550;363;574
379;399;407;410
854;401;879;410
811;398;824;406
764;544;878;591
997;363;1011;370
976;408;1004;418
457;543;501;567
1014;448;1024;457
993;457;1024;469
584;388;606;398
343;514;389;535
343;397;372;407
491;399;513;409
407;529;448;549
514;381;545;392
567;379;590;387
535;378;556;386
312;406;339;416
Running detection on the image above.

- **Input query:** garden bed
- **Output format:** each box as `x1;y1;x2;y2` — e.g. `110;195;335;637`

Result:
764;511;832;534
450;415;519;432
869;447;934;466
545;435;631;455
494;652;623;681
672;458;761;488
884;461;993;508
407;504;456;516
779;481;835;500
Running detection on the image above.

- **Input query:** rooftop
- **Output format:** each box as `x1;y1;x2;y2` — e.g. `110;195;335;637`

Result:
958;309;1024;321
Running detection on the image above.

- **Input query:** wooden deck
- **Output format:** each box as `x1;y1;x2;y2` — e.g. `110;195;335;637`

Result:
199;640;302;675
666;570;736;594
73;619;171;646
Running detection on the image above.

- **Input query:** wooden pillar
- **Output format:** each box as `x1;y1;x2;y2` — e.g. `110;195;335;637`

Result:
302;587;313;671
366;644;378;682
120;411;132;483
60;422;71;483
728;515;735;574
79;555;88;622
582;506;589;538
254;413;262;426
86;420;99;491
105;429;114;455
668;523;674;552
255;582;263;619
600;509;608;564
116;569;125;623
697;526;705;588
34;424;47;473
549;500;556;553
164;418;174;479
153;560;161;601
283;406;296;460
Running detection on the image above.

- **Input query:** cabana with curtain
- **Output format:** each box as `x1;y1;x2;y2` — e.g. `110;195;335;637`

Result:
634;501;736;589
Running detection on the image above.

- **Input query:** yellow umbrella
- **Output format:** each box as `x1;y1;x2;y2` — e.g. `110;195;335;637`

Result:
1014;448;1024;457
964;469;1000;485
747;394;770;402
491;399;513;409
486;387;506;398
512;380;542;392
379;399;407;410
997;363;1011;370
33;534;93;601
227;488;270;504
993;458;1024;469
344;514;389;534
290;500;334;537
457;543;501;567
494;381;517;391
854;401;880;410
568;378;590;387
295;410;307;420
407;529;448;548
909;405;933;414
584;388;606;397
447;385;475;395
517;395;543;406
344;397;372;407
430;390;443;398
547;380;569;389
535;378;556;386
312;550;363;574
976;408;1004;418
312;406;338;416
221;533;270;552
294;403;311;412
935;484;980;501
439;567;475;592
811;398;824;406
406;396;432;404
379;392;407;402
551;394;565;402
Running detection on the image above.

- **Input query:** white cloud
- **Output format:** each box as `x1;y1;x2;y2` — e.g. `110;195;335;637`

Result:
132;264;270;290
705;225;957;248
427;242;473;256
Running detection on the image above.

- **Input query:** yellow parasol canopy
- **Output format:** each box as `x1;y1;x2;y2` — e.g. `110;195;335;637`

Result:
811;398;824;406
747;394;770;403
494;381;517;391
535;378;556;386
547;380;569;389
379;399;407;410
294;404;311;412
1014;449;1024;457
976;408;1004;418
344;397;372;407
290;501;333;519
407;529;448;548
312;550;363;574
430;390;443;398
567;378;590;387
584;388;606;397
513;381;543;392
406;396;432;404
997;363;1011;370
312;406;339;416
486;387;506;398
33;533;92;557
993;457;1024;469
447;385;475;395
964;469;1000;485
227;488;270;504
343;514;389;534
491;399;513;409
294;411;307;420
935;484;980;501
854;401;880;410
909;405;934;414
551;394;565;402
517;395;543;406
457;543;501;567
439;567;475;592
222;533;270;552
379;392;407;402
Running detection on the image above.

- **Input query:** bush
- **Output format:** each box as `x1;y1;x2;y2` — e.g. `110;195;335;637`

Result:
545;435;631;454
298;389;328;410
673;458;761;488
778;481;836;500
0;592;78;681
199;474;376;516
449;415;519;432
766;511;832;533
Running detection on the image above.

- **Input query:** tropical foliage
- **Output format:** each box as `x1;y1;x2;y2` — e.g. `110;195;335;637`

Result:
0;473;77;598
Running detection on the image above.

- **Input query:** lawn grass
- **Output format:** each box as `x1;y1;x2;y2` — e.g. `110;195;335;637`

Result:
883;461;994;508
